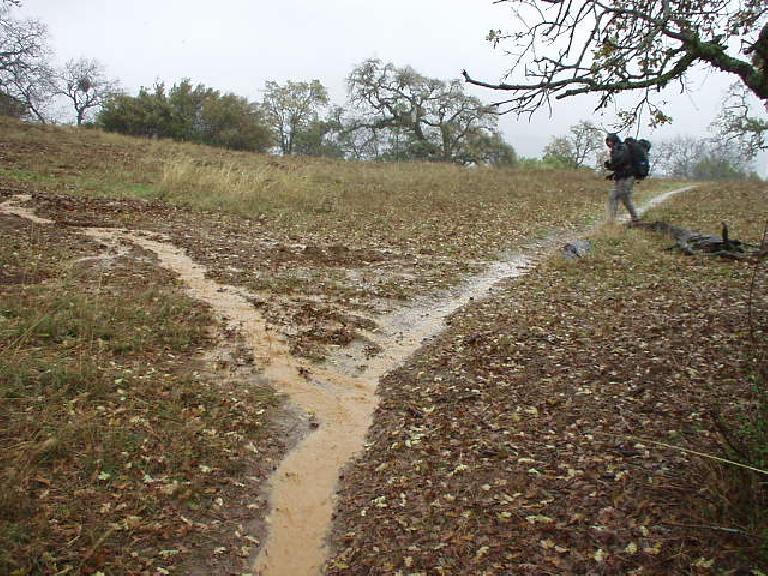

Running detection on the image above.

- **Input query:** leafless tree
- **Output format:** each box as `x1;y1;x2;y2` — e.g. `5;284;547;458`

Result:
653;135;754;178
0;2;55;120
56;57;120;125
463;0;767;127
568;120;604;167
711;83;767;157
653;136;707;177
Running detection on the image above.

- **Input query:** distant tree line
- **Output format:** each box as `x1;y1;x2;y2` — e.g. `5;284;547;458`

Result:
0;2;515;165
96;60;518;165
653;136;760;180
537;120;760;180
99;80;272;152
1;0;763;176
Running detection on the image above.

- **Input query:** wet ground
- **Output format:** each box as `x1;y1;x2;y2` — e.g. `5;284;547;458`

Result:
0;187;702;575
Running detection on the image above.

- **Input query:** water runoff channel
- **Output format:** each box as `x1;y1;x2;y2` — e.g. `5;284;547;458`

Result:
1;187;693;575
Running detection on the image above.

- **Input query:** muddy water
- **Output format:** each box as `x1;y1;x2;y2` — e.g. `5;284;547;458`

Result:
639;185;695;212
1;187;694;576
327;254;534;377
82;230;379;576
0;195;379;575
0;195;54;224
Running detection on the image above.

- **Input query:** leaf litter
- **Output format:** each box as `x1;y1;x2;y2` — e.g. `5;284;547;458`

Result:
326;182;767;575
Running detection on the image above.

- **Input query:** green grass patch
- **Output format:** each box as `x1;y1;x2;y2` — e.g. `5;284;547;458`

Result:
0;167;58;184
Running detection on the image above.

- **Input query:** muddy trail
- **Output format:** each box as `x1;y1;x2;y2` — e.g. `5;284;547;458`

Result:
0;188;693;575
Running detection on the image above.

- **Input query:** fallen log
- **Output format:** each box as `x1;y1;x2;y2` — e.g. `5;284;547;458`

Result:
634;221;758;259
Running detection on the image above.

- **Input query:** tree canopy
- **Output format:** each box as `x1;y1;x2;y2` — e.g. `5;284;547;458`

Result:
463;0;767;127
543;121;604;168
262;79;330;155
347;59;511;164
0;2;53;120
712;83;768;156
98;80;272;152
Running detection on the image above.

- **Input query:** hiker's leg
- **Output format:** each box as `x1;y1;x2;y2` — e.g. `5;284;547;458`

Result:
608;183;621;221
622;177;640;222
616;177;639;222
623;194;640;222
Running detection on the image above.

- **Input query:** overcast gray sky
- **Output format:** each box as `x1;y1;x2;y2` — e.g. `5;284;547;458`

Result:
16;0;766;174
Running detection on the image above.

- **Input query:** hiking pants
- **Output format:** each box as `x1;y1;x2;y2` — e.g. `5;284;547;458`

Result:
609;176;639;222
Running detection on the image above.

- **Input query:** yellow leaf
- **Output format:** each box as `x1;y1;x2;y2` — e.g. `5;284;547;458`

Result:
594;549;605;562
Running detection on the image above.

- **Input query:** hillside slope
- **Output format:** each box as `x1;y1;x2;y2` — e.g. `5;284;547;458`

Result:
1;119;765;574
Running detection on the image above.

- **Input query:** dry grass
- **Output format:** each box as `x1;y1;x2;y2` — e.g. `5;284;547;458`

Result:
0;116;679;257
643;182;768;565
1;116;714;573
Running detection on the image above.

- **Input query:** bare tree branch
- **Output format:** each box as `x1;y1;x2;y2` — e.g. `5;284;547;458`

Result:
465;0;767;127
55;57;120;125
0;6;54;120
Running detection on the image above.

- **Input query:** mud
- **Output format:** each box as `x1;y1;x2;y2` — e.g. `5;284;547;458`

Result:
76;225;377;576
0;195;379;575
0;195;54;224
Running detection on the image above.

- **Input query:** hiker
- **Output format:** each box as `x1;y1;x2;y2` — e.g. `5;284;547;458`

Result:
604;133;640;224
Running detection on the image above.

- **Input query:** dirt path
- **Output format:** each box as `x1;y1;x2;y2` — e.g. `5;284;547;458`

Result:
327;186;696;378
0;187;694;576
1;195;378;575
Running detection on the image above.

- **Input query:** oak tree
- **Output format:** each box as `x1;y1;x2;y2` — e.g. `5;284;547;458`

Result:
347;59;503;163
711;83;767;156
463;0;767;127
262;79;329;155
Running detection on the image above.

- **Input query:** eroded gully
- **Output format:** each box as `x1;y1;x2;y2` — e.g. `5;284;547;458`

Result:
0;186;693;576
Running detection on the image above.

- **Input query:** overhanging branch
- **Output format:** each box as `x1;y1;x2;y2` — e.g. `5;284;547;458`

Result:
464;0;767;119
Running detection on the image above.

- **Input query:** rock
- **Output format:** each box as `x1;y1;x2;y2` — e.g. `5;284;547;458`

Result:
562;240;592;259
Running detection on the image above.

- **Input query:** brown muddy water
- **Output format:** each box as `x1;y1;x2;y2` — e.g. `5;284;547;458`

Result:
0;187;693;576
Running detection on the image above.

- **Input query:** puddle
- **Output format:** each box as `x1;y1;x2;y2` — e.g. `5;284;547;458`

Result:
0;195;379;576
0;186;694;576
0;194;54;224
